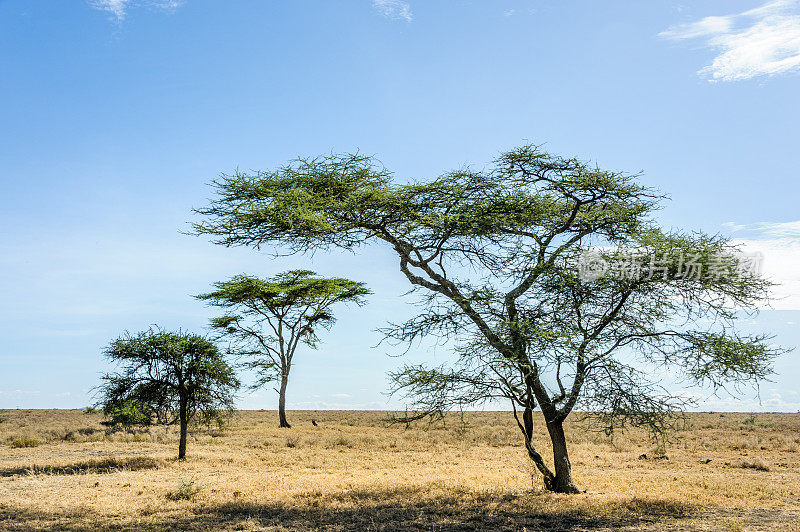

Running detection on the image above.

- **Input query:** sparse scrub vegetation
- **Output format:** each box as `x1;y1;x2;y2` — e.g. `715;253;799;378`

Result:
166;477;202;501
722;519;747;532
9;437;40;448
326;433;353;448
739;457;770;471
739;413;776;428
62;428;101;443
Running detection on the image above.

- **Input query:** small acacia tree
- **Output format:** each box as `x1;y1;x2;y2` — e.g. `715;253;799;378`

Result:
97;329;239;459
193;145;782;492
197;271;370;428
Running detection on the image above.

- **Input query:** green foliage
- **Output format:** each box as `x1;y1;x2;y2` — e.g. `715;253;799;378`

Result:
684;333;776;384
103;399;152;426
200;270;368;311
10;438;40;448
194;150;658;257
197;271;369;389
96;328;240;456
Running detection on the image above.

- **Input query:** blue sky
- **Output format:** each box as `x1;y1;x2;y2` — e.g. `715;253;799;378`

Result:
1;0;798;411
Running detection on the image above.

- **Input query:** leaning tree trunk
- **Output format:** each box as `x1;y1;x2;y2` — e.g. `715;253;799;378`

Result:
278;373;291;428
544;418;580;493
178;395;188;460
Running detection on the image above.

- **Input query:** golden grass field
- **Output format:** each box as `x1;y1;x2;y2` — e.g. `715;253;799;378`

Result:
0;409;798;531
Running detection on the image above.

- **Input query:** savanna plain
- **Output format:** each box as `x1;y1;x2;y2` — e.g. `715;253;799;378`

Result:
0;409;798;531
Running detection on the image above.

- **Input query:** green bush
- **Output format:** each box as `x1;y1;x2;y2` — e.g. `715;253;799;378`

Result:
740;414;758;426
10;438;40;448
104;400;152;426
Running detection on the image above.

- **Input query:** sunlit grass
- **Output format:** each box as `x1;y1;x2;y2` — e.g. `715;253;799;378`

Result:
1;409;798;530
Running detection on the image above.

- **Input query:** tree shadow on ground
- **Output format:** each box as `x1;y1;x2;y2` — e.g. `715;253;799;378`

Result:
0;456;163;477
0;487;696;531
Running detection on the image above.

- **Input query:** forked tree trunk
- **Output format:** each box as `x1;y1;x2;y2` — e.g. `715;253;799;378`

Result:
278;373;291;428
518;404;580;494
545;419;580;494
178;396;188;460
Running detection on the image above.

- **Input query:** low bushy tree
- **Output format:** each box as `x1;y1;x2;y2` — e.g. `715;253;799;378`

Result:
102;398;153;426
97;328;240;459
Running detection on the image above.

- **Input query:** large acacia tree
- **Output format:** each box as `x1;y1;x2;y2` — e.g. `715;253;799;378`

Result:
194;145;781;492
97;329;239;459
197;271;370;428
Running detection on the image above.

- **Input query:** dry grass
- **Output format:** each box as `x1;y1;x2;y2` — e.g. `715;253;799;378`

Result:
1;409;798;530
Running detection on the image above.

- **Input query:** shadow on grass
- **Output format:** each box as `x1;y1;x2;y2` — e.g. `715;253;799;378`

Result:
0;456;163;477
0;486;696;531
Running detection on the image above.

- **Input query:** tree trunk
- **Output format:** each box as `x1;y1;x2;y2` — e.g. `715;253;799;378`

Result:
521;405;556;490
519;373;581;494
545;418;580;493
178;395;188;460
278;373;291;428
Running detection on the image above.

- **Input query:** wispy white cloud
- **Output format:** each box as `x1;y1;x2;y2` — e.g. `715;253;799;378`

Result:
659;0;800;81
724;220;800;238
754;220;800;237
724;220;800;309
89;0;128;20
680;388;800;412
88;0;184;22
372;0;413;22
0;390;41;398
735;237;800;310
725;219;800;238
